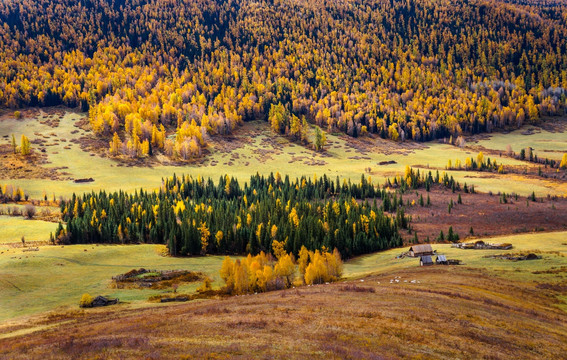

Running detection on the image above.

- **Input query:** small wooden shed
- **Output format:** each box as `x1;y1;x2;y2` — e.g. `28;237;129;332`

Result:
408;244;434;257
420;255;434;266
436;255;448;265
92;296;118;307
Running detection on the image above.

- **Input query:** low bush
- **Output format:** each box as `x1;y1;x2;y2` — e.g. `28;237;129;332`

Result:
79;293;94;308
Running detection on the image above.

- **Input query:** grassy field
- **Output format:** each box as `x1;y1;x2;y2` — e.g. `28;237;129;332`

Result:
0;244;241;321
0;216;58;244
1;231;565;323
346;231;567;284
1;109;566;200
1;259;566;359
474;122;567;161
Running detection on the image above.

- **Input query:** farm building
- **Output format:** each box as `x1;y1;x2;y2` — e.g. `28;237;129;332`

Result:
408;244;434;257
420;255;434;266
436;255;448;265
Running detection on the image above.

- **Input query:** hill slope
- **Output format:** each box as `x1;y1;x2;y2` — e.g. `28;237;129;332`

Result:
1;0;567;159
1;266;566;359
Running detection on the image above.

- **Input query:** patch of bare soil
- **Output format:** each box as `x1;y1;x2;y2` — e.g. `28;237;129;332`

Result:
38;112;63;128
538;116;567;133
533;266;567;275
0;144;70;180
485;252;542;261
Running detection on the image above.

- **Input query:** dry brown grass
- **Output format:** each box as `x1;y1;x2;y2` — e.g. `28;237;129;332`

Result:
1;266;565;359
401;185;567;242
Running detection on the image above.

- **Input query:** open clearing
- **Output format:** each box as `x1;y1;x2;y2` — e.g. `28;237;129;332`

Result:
0;244;239;321
1;109;566;199
348;231;567;286
1;231;566;324
473;119;567;161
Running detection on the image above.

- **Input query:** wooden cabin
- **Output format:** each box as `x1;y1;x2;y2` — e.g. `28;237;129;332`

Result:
420;255;434;266
408;244;434;257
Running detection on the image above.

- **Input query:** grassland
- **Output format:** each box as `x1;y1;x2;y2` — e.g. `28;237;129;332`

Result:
347;231;567;285
1;231;565;323
0;216;57;244
1;253;566;359
1;109;566;200
1;109;567;358
473;120;567;161
0;244;241;322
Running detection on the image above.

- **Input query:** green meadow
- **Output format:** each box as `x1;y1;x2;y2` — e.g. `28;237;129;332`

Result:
2;110;565;200
0;216;58;244
474;123;567;161
1;231;565;322
346;231;567;282
0;244;239;321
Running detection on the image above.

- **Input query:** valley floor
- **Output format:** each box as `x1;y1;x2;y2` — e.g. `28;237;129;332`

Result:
1;109;567;358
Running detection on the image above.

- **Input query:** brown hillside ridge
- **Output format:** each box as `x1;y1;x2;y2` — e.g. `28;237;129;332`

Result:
0;266;565;359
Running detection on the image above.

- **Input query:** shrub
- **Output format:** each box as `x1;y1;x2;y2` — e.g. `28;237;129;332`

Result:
79;293;94;308
24;204;36;219
340;284;376;293
196;277;212;293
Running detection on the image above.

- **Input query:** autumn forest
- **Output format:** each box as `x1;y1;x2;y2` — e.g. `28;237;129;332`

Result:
2;1;567;358
2;0;567;159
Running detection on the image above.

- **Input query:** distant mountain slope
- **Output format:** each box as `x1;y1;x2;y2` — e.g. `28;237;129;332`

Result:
1;0;566;158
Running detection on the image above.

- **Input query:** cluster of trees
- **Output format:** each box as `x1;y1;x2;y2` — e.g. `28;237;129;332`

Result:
267;103;328;150
438;226;460;243
2;0;567;159
505;145;565;171
0;184;27;203
57;173;405;258
219;245;343;294
299;246;343;285
447;152;504;173
384;166;469;195
10;135;31;156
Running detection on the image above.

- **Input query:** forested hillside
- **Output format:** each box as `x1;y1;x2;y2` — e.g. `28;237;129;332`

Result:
1;0;567;159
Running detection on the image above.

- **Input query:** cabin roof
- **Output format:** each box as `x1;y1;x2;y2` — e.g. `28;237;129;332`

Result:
437;255;447;262
420;255;433;264
410;244;433;254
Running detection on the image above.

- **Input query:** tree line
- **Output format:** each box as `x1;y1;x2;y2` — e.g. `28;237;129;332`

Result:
56;173;406;259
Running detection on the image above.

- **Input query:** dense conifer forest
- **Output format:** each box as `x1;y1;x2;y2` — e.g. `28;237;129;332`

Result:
1;0;567;158
56;173;407;258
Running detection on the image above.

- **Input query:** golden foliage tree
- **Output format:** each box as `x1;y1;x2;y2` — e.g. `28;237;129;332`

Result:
198;221;210;255
20;135;31;156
